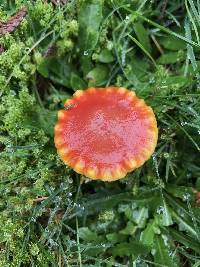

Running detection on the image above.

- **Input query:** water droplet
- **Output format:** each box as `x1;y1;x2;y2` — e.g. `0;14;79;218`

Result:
10;90;16;96
122;40;128;66
169;250;174;257
152;153;160;179
183;193;190;201
48;239;58;248
187;173;191;178
181;122;187;126
68;178;73;184
157;206;164;214
125;15;130;22
163;152;169;159
151;248;156;255
136;256;141;263
31;217;36;222
178;209;185;217
68;192;72;197
162;234;169;247
149;77;155;84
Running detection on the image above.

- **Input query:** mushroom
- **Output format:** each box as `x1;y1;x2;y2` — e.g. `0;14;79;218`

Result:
54;87;158;181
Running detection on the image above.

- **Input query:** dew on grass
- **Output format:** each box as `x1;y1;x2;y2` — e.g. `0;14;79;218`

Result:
178;209;185;218
181;122;188;126
10;90;16;96
149;77;155;84
162;234;169;247
136;256;141;263
152;153;160;179
68;178;73;184
163;152;169;158
169;250;174;257
48;239;58;248
125;15;130;22
156;206;164;214
122;40;128;66
183;193;191;201
31;217;36;222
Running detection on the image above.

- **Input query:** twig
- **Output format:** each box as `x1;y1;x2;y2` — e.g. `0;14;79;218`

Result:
159;0;168;20
50;0;68;6
33;196;48;203
151;34;164;54
0;7;27;34
0;46;4;54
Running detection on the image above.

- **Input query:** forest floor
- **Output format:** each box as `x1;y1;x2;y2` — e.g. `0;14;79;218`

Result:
0;0;200;266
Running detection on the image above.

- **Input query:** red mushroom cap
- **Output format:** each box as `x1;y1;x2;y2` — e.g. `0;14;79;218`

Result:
54;87;158;181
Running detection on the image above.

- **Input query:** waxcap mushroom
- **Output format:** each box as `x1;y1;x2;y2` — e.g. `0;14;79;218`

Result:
54;87;158;182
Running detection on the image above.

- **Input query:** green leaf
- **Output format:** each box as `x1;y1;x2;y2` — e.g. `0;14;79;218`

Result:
192;260;200;267
78;0;103;74
86;64;109;86
78;0;103;52
169;228;200;254
165;75;190;87
120;221;137;235
161;199;173;226
78;227;99;242
171;210;198;238
98;49;115;63
127;56;149;79
128;34;156;68
165;192;200;224
134;22;151;53
39;57;74;87
185;18;198;72
131;207;148;227
125;206;149;228
166;185;194;201
111;241;150;257
106;233;126;244
70;73;87;91
159;36;187;51
81;192;134;215
37;59;49;78
157;51;185;64
154;235;179;267
140;219;159;246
